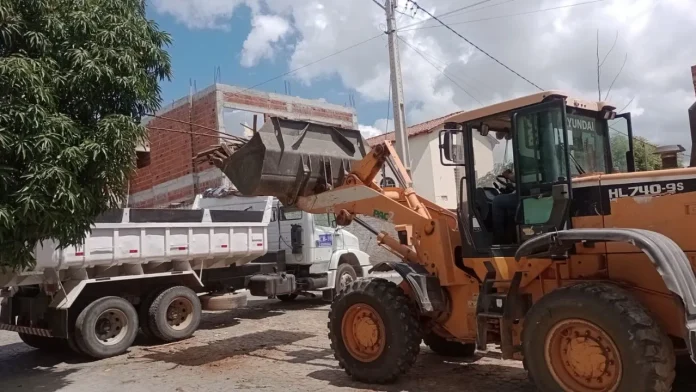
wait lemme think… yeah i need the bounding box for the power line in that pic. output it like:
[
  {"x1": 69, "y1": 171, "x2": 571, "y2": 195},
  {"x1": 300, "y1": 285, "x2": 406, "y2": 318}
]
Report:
[
  {"x1": 239, "y1": 33, "x2": 384, "y2": 93},
  {"x1": 398, "y1": 0, "x2": 497, "y2": 31},
  {"x1": 401, "y1": 37, "x2": 492, "y2": 96},
  {"x1": 400, "y1": 0, "x2": 604, "y2": 32},
  {"x1": 408, "y1": 0, "x2": 543, "y2": 90},
  {"x1": 398, "y1": 36, "x2": 483, "y2": 105}
]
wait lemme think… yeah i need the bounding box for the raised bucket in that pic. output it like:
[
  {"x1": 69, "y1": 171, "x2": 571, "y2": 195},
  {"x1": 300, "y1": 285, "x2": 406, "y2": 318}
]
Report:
[{"x1": 220, "y1": 117, "x2": 369, "y2": 205}]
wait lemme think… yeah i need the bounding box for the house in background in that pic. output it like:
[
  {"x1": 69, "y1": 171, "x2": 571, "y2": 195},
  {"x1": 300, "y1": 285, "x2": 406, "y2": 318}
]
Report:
[
  {"x1": 128, "y1": 83, "x2": 357, "y2": 208},
  {"x1": 368, "y1": 112, "x2": 499, "y2": 210}
]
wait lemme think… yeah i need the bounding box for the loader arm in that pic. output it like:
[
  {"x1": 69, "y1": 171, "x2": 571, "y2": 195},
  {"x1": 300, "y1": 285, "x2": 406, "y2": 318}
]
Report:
[{"x1": 296, "y1": 142, "x2": 466, "y2": 286}]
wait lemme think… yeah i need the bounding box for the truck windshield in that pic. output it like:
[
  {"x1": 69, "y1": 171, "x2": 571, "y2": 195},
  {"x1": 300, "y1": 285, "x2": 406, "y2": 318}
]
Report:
[{"x1": 565, "y1": 111, "x2": 607, "y2": 175}]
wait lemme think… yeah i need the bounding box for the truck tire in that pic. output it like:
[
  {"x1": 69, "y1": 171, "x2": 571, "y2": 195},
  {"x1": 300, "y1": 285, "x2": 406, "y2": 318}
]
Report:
[
  {"x1": 74, "y1": 296, "x2": 139, "y2": 359},
  {"x1": 139, "y1": 287, "x2": 167, "y2": 340},
  {"x1": 334, "y1": 263, "x2": 357, "y2": 294},
  {"x1": 423, "y1": 332, "x2": 476, "y2": 357},
  {"x1": 328, "y1": 278, "x2": 421, "y2": 384},
  {"x1": 522, "y1": 282, "x2": 676, "y2": 392},
  {"x1": 147, "y1": 286, "x2": 201, "y2": 342},
  {"x1": 18, "y1": 333, "x2": 67, "y2": 352}
]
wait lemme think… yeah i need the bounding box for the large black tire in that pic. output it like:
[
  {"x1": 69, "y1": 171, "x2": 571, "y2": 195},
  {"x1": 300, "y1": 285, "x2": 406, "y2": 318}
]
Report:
[
  {"x1": 328, "y1": 278, "x2": 421, "y2": 384},
  {"x1": 334, "y1": 263, "x2": 357, "y2": 295},
  {"x1": 147, "y1": 286, "x2": 201, "y2": 343},
  {"x1": 18, "y1": 333, "x2": 68, "y2": 352},
  {"x1": 139, "y1": 287, "x2": 167, "y2": 341},
  {"x1": 522, "y1": 282, "x2": 675, "y2": 392},
  {"x1": 277, "y1": 293, "x2": 298, "y2": 302},
  {"x1": 423, "y1": 332, "x2": 476, "y2": 357},
  {"x1": 75, "y1": 296, "x2": 139, "y2": 359}
]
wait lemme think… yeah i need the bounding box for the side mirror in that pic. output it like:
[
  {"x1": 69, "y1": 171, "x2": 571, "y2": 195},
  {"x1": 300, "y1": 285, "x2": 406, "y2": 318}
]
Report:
[{"x1": 440, "y1": 123, "x2": 466, "y2": 165}]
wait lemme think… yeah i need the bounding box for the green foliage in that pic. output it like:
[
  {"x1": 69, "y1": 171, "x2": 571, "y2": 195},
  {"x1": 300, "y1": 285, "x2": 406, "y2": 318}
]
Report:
[
  {"x1": 609, "y1": 133, "x2": 661, "y2": 172},
  {"x1": 0, "y1": 0, "x2": 171, "y2": 269}
]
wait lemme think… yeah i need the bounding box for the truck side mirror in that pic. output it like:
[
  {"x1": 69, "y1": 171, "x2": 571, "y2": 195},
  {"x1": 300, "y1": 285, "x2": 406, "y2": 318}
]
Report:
[{"x1": 439, "y1": 123, "x2": 466, "y2": 165}]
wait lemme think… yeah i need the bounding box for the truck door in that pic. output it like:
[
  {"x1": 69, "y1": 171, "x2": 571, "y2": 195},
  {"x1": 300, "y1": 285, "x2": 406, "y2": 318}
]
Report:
[{"x1": 309, "y1": 212, "x2": 336, "y2": 265}]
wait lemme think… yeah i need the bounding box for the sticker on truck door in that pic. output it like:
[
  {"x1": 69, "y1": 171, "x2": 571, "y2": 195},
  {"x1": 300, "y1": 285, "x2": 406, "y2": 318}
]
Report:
[{"x1": 318, "y1": 234, "x2": 333, "y2": 247}]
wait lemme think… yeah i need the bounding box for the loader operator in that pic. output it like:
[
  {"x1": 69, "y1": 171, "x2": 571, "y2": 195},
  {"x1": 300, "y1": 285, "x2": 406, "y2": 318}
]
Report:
[{"x1": 492, "y1": 168, "x2": 517, "y2": 244}]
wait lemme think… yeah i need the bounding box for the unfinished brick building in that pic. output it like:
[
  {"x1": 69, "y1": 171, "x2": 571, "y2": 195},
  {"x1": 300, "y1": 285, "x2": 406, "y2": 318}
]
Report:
[{"x1": 128, "y1": 84, "x2": 358, "y2": 208}]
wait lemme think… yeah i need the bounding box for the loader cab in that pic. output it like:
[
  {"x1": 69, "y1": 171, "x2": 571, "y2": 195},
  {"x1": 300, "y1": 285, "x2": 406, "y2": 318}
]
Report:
[{"x1": 440, "y1": 92, "x2": 626, "y2": 256}]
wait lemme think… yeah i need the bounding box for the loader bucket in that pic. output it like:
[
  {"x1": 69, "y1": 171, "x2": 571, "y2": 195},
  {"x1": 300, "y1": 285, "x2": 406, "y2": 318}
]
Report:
[{"x1": 220, "y1": 117, "x2": 369, "y2": 205}]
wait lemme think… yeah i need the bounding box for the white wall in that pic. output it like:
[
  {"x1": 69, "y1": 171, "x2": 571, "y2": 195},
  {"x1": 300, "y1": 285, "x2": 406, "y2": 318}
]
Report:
[{"x1": 373, "y1": 130, "x2": 495, "y2": 210}]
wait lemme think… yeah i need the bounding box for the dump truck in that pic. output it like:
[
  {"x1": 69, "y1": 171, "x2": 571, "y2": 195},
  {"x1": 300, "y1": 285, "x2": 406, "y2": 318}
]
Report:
[
  {"x1": 213, "y1": 95, "x2": 696, "y2": 392},
  {"x1": 0, "y1": 198, "x2": 300, "y2": 358}
]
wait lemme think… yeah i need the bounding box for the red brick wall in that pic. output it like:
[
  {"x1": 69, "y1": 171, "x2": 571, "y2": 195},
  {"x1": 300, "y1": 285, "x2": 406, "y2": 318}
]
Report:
[{"x1": 129, "y1": 90, "x2": 219, "y2": 207}]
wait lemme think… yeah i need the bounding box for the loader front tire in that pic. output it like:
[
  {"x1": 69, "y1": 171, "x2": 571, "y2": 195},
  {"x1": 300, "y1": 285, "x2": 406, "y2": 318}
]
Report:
[
  {"x1": 522, "y1": 282, "x2": 675, "y2": 392},
  {"x1": 328, "y1": 278, "x2": 421, "y2": 384},
  {"x1": 423, "y1": 332, "x2": 476, "y2": 357}
]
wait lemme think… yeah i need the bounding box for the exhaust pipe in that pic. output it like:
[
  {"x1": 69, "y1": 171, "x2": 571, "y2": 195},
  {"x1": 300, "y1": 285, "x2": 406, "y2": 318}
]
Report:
[
  {"x1": 690, "y1": 101, "x2": 696, "y2": 167},
  {"x1": 219, "y1": 117, "x2": 369, "y2": 205}
]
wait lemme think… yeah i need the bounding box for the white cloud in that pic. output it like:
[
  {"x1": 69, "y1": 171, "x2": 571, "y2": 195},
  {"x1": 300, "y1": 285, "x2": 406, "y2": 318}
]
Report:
[
  {"x1": 241, "y1": 15, "x2": 292, "y2": 67},
  {"x1": 358, "y1": 124, "x2": 383, "y2": 138},
  {"x1": 150, "y1": 0, "x2": 250, "y2": 30},
  {"x1": 153, "y1": 0, "x2": 696, "y2": 152}
]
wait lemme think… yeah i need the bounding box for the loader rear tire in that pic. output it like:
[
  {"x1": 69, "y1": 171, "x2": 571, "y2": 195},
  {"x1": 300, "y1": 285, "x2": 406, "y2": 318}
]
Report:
[
  {"x1": 423, "y1": 332, "x2": 476, "y2": 357},
  {"x1": 75, "y1": 296, "x2": 139, "y2": 359},
  {"x1": 328, "y1": 278, "x2": 421, "y2": 384},
  {"x1": 522, "y1": 282, "x2": 675, "y2": 392},
  {"x1": 148, "y1": 286, "x2": 201, "y2": 343}
]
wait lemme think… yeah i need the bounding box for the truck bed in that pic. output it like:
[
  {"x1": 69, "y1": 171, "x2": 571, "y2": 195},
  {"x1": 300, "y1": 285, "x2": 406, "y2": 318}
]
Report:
[{"x1": 1, "y1": 203, "x2": 273, "y2": 288}]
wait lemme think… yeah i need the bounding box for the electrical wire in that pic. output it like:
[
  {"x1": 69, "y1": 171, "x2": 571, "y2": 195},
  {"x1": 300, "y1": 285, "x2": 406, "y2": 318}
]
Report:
[
  {"x1": 408, "y1": 0, "x2": 543, "y2": 90},
  {"x1": 397, "y1": 0, "x2": 495, "y2": 31},
  {"x1": 400, "y1": 0, "x2": 604, "y2": 32},
  {"x1": 398, "y1": 36, "x2": 483, "y2": 105}
]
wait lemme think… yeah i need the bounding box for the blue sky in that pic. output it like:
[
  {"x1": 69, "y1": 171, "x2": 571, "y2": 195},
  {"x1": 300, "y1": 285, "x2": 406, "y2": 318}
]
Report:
[
  {"x1": 146, "y1": 0, "x2": 696, "y2": 148},
  {"x1": 148, "y1": 3, "x2": 388, "y2": 131}
]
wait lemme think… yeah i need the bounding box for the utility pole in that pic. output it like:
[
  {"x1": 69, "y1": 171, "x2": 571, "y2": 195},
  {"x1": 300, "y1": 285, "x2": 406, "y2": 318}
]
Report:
[{"x1": 375, "y1": 0, "x2": 411, "y2": 176}]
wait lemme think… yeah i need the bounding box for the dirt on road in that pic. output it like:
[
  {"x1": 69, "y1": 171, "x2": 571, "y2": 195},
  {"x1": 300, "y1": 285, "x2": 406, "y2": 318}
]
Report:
[{"x1": 1, "y1": 296, "x2": 694, "y2": 392}]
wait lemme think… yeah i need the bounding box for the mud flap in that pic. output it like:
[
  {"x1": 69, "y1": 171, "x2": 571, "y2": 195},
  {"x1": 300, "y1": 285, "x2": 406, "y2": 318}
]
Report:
[
  {"x1": 220, "y1": 117, "x2": 369, "y2": 205},
  {"x1": 516, "y1": 228, "x2": 696, "y2": 363},
  {"x1": 370, "y1": 262, "x2": 447, "y2": 314}
]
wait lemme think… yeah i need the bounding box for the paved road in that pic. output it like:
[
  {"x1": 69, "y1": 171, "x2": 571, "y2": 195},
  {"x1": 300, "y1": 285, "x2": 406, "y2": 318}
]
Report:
[{"x1": 1, "y1": 296, "x2": 694, "y2": 392}]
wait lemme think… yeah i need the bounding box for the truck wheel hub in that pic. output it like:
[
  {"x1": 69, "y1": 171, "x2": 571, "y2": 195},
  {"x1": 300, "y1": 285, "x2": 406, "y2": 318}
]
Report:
[
  {"x1": 166, "y1": 298, "x2": 193, "y2": 331},
  {"x1": 95, "y1": 309, "x2": 128, "y2": 345},
  {"x1": 545, "y1": 319, "x2": 622, "y2": 391},
  {"x1": 341, "y1": 303, "x2": 386, "y2": 362}
]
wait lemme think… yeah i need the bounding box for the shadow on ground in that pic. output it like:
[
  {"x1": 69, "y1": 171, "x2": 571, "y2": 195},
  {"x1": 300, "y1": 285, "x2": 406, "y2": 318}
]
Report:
[
  {"x1": 308, "y1": 352, "x2": 535, "y2": 392},
  {"x1": 308, "y1": 350, "x2": 696, "y2": 392},
  {"x1": 142, "y1": 329, "x2": 316, "y2": 366},
  {"x1": 197, "y1": 297, "x2": 328, "y2": 331},
  {"x1": 0, "y1": 343, "x2": 81, "y2": 392}
]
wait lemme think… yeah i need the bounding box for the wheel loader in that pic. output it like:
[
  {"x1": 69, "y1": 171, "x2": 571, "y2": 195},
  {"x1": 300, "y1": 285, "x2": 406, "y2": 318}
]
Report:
[{"x1": 208, "y1": 91, "x2": 696, "y2": 391}]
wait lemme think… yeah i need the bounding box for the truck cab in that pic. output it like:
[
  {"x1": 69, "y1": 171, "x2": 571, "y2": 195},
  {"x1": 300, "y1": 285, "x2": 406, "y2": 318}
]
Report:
[{"x1": 271, "y1": 203, "x2": 372, "y2": 300}]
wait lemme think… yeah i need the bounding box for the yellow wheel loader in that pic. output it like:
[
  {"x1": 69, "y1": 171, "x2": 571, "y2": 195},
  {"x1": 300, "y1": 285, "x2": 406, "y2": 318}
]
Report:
[{"x1": 210, "y1": 91, "x2": 696, "y2": 392}]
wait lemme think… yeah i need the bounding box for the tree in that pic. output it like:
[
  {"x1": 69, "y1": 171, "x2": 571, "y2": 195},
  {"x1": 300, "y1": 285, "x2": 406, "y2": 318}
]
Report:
[
  {"x1": 0, "y1": 0, "x2": 171, "y2": 269},
  {"x1": 609, "y1": 133, "x2": 661, "y2": 172}
]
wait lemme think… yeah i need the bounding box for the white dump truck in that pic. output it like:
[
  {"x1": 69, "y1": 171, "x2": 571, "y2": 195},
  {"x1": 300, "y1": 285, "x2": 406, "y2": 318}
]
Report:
[
  {"x1": 193, "y1": 190, "x2": 374, "y2": 301},
  {"x1": 0, "y1": 199, "x2": 300, "y2": 359}
]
